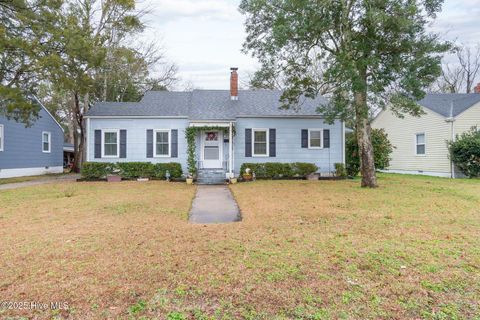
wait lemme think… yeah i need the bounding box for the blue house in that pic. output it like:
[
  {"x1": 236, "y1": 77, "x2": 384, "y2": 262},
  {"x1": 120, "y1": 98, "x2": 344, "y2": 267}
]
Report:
[
  {"x1": 85, "y1": 69, "x2": 345, "y2": 183},
  {"x1": 0, "y1": 97, "x2": 64, "y2": 178}
]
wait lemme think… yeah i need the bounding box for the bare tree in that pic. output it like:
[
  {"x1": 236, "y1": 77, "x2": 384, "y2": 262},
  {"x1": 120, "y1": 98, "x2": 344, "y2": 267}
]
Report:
[
  {"x1": 457, "y1": 45, "x2": 480, "y2": 93},
  {"x1": 433, "y1": 44, "x2": 480, "y2": 93}
]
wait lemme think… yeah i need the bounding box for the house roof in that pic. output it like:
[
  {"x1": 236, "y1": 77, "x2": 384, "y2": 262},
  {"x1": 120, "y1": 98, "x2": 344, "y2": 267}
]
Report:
[
  {"x1": 417, "y1": 93, "x2": 480, "y2": 118},
  {"x1": 85, "y1": 90, "x2": 330, "y2": 119}
]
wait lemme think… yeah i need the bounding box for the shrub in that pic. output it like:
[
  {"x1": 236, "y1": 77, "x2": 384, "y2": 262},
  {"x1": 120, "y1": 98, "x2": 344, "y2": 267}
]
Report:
[
  {"x1": 153, "y1": 162, "x2": 183, "y2": 179},
  {"x1": 81, "y1": 162, "x2": 115, "y2": 180},
  {"x1": 334, "y1": 163, "x2": 347, "y2": 178},
  {"x1": 291, "y1": 162, "x2": 318, "y2": 177},
  {"x1": 240, "y1": 162, "x2": 317, "y2": 179},
  {"x1": 117, "y1": 162, "x2": 155, "y2": 179},
  {"x1": 346, "y1": 128, "x2": 394, "y2": 177},
  {"x1": 449, "y1": 127, "x2": 480, "y2": 178}
]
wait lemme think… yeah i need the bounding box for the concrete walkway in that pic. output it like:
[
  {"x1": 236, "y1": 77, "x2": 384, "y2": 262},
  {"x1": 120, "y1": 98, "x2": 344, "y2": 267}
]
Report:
[
  {"x1": 189, "y1": 185, "x2": 241, "y2": 224},
  {"x1": 0, "y1": 174, "x2": 80, "y2": 191}
]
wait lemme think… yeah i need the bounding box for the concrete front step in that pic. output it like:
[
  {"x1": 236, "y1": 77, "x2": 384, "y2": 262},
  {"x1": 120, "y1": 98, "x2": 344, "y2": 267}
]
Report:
[{"x1": 197, "y1": 170, "x2": 226, "y2": 185}]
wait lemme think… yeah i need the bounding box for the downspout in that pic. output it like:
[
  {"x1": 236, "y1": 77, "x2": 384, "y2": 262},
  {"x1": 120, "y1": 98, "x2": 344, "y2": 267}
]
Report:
[
  {"x1": 229, "y1": 121, "x2": 233, "y2": 178},
  {"x1": 446, "y1": 102, "x2": 455, "y2": 179}
]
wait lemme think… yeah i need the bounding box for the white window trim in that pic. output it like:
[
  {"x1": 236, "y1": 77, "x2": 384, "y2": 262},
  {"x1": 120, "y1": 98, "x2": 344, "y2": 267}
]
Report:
[
  {"x1": 415, "y1": 132, "x2": 426, "y2": 156},
  {"x1": 101, "y1": 129, "x2": 120, "y2": 158},
  {"x1": 0, "y1": 124, "x2": 3, "y2": 151},
  {"x1": 252, "y1": 128, "x2": 269, "y2": 157},
  {"x1": 153, "y1": 129, "x2": 171, "y2": 158},
  {"x1": 42, "y1": 131, "x2": 51, "y2": 153},
  {"x1": 308, "y1": 128, "x2": 324, "y2": 149}
]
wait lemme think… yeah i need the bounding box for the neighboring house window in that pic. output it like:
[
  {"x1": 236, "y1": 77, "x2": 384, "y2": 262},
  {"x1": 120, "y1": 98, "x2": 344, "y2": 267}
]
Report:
[
  {"x1": 0, "y1": 124, "x2": 3, "y2": 151},
  {"x1": 42, "y1": 131, "x2": 51, "y2": 153},
  {"x1": 102, "y1": 129, "x2": 119, "y2": 157},
  {"x1": 154, "y1": 129, "x2": 170, "y2": 157},
  {"x1": 308, "y1": 129, "x2": 323, "y2": 149},
  {"x1": 252, "y1": 129, "x2": 269, "y2": 156},
  {"x1": 416, "y1": 133, "x2": 426, "y2": 155}
]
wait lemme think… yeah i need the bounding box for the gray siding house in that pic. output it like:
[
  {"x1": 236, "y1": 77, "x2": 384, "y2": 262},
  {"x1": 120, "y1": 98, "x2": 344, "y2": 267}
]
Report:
[
  {"x1": 0, "y1": 97, "x2": 64, "y2": 178},
  {"x1": 85, "y1": 69, "x2": 345, "y2": 181}
]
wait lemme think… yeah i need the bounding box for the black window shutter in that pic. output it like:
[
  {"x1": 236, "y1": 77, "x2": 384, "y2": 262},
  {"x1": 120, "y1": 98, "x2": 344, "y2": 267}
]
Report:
[
  {"x1": 269, "y1": 128, "x2": 276, "y2": 157},
  {"x1": 245, "y1": 128, "x2": 252, "y2": 157},
  {"x1": 323, "y1": 129, "x2": 330, "y2": 148},
  {"x1": 301, "y1": 129, "x2": 308, "y2": 148},
  {"x1": 94, "y1": 130, "x2": 101, "y2": 158},
  {"x1": 120, "y1": 130, "x2": 127, "y2": 158},
  {"x1": 146, "y1": 129, "x2": 153, "y2": 158},
  {"x1": 171, "y1": 129, "x2": 178, "y2": 158}
]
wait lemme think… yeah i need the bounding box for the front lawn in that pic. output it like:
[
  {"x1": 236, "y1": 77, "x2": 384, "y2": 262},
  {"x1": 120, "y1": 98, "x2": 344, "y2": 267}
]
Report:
[{"x1": 0, "y1": 175, "x2": 479, "y2": 319}]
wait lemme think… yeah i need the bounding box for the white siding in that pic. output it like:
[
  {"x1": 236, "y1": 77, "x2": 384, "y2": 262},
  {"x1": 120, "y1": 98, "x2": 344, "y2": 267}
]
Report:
[
  {"x1": 372, "y1": 107, "x2": 452, "y2": 176},
  {"x1": 454, "y1": 102, "x2": 480, "y2": 135}
]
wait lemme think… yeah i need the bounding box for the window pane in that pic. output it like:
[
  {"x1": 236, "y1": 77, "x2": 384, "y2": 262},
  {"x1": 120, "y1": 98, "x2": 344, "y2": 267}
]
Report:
[
  {"x1": 43, "y1": 133, "x2": 49, "y2": 143},
  {"x1": 105, "y1": 132, "x2": 117, "y2": 143},
  {"x1": 157, "y1": 131, "x2": 169, "y2": 143},
  {"x1": 43, "y1": 142, "x2": 49, "y2": 151},
  {"x1": 417, "y1": 145, "x2": 425, "y2": 155},
  {"x1": 310, "y1": 138, "x2": 321, "y2": 147},
  {"x1": 204, "y1": 146, "x2": 219, "y2": 160},
  {"x1": 416, "y1": 134, "x2": 425, "y2": 144},
  {"x1": 104, "y1": 143, "x2": 117, "y2": 156},
  {"x1": 310, "y1": 130, "x2": 321, "y2": 139},
  {"x1": 254, "y1": 142, "x2": 267, "y2": 155},
  {"x1": 205, "y1": 132, "x2": 218, "y2": 141},
  {"x1": 254, "y1": 131, "x2": 266, "y2": 142},
  {"x1": 156, "y1": 143, "x2": 168, "y2": 155}
]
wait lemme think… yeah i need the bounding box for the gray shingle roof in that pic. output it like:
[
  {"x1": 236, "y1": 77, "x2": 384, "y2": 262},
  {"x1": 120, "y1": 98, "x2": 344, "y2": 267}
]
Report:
[
  {"x1": 417, "y1": 93, "x2": 480, "y2": 117},
  {"x1": 86, "y1": 89, "x2": 329, "y2": 119}
]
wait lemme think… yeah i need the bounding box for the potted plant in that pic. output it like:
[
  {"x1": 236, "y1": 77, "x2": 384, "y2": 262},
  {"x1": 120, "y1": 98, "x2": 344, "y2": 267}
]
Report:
[
  {"x1": 230, "y1": 177, "x2": 238, "y2": 184},
  {"x1": 107, "y1": 167, "x2": 121, "y2": 182},
  {"x1": 242, "y1": 168, "x2": 253, "y2": 181},
  {"x1": 186, "y1": 173, "x2": 194, "y2": 185}
]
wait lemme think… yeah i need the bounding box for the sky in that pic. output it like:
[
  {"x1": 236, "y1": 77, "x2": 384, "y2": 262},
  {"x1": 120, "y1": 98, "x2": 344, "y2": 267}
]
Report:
[{"x1": 139, "y1": 0, "x2": 480, "y2": 90}]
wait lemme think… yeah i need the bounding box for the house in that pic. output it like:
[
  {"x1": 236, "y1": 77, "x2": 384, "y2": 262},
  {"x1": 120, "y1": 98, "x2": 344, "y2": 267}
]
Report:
[
  {"x1": 84, "y1": 68, "x2": 346, "y2": 183},
  {"x1": 0, "y1": 97, "x2": 64, "y2": 178},
  {"x1": 372, "y1": 85, "x2": 480, "y2": 178}
]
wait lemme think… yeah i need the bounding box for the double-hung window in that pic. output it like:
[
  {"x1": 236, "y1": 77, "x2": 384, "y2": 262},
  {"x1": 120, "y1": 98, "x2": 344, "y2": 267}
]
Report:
[
  {"x1": 154, "y1": 129, "x2": 170, "y2": 157},
  {"x1": 416, "y1": 133, "x2": 426, "y2": 155},
  {"x1": 252, "y1": 129, "x2": 268, "y2": 156},
  {"x1": 308, "y1": 129, "x2": 323, "y2": 149},
  {"x1": 102, "y1": 129, "x2": 119, "y2": 157},
  {"x1": 0, "y1": 124, "x2": 3, "y2": 151},
  {"x1": 42, "y1": 131, "x2": 51, "y2": 153}
]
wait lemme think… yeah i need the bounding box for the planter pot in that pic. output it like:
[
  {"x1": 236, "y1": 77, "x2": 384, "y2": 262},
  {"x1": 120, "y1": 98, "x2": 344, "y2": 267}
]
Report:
[
  {"x1": 306, "y1": 173, "x2": 319, "y2": 181},
  {"x1": 230, "y1": 178, "x2": 237, "y2": 184},
  {"x1": 242, "y1": 174, "x2": 252, "y2": 181},
  {"x1": 186, "y1": 178, "x2": 194, "y2": 185},
  {"x1": 137, "y1": 178, "x2": 149, "y2": 182},
  {"x1": 107, "y1": 175, "x2": 122, "y2": 182}
]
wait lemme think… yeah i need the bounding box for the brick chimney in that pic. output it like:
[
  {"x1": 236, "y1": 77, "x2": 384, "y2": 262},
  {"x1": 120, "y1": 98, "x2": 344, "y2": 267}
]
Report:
[
  {"x1": 230, "y1": 67, "x2": 238, "y2": 100},
  {"x1": 474, "y1": 82, "x2": 480, "y2": 94}
]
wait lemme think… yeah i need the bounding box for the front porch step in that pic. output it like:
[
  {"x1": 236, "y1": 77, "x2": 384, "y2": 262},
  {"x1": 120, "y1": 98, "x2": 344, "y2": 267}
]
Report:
[{"x1": 197, "y1": 169, "x2": 226, "y2": 185}]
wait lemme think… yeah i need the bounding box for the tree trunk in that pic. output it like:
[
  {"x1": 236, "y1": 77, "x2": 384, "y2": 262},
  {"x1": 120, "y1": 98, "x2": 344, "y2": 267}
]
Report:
[
  {"x1": 354, "y1": 91, "x2": 378, "y2": 188},
  {"x1": 71, "y1": 92, "x2": 84, "y2": 173}
]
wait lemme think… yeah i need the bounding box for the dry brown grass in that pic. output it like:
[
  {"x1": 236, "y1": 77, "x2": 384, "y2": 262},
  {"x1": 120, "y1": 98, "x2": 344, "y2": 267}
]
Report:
[{"x1": 0, "y1": 174, "x2": 479, "y2": 319}]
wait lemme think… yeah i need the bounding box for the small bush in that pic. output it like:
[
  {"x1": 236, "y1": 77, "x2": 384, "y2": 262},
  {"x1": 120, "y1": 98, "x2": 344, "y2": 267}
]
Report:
[
  {"x1": 346, "y1": 128, "x2": 394, "y2": 177},
  {"x1": 117, "y1": 162, "x2": 154, "y2": 179},
  {"x1": 240, "y1": 162, "x2": 317, "y2": 179},
  {"x1": 81, "y1": 162, "x2": 115, "y2": 180},
  {"x1": 449, "y1": 127, "x2": 480, "y2": 178},
  {"x1": 291, "y1": 162, "x2": 318, "y2": 177},
  {"x1": 334, "y1": 163, "x2": 347, "y2": 178},
  {"x1": 153, "y1": 162, "x2": 183, "y2": 179}
]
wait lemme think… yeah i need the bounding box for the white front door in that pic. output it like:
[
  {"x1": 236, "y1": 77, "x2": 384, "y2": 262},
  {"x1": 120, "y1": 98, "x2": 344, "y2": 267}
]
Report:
[{"x1": 202, "y1": 131, "x2": 223, "y2": 168}]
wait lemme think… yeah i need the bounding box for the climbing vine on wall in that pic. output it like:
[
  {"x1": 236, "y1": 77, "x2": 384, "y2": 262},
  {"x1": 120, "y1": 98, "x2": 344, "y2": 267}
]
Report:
[{"x1": 185, "y1": 126, "x2": 236, "y2": 176}]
